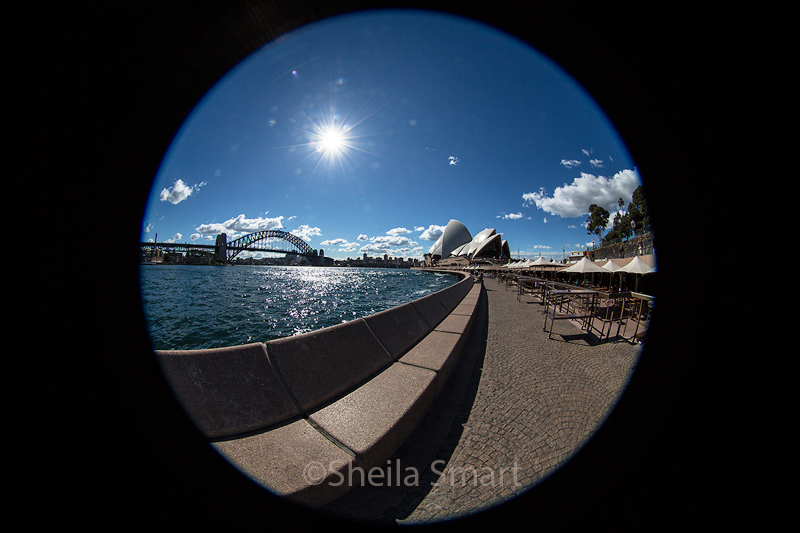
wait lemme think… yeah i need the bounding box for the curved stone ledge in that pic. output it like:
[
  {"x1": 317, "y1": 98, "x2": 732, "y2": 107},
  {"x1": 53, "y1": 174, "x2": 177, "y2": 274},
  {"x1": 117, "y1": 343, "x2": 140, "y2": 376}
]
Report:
[{"x1": 155, "y1": 269, "x2": 482, "y2": 507}]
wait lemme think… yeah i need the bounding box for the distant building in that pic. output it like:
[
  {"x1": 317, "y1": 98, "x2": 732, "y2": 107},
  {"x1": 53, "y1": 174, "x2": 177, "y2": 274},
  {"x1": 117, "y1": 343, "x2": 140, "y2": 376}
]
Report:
[{"x1": 567, "y1": 251, "x2": 586, "y2": 264}]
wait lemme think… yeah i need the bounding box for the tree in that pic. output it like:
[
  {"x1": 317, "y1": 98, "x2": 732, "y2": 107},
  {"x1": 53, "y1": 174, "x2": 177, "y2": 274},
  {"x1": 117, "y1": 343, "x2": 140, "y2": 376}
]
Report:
[
  {"x1": 602, "y1": 224, "x2": 622, "y2": 245},
  {"x1": 628, "y1": 185, "x2": 650, "y2": 231},
  {"x1": 586, "y1": 204, "x2": 610, "y2": 239},
  {"x1": 613, "y1": 197, "x2": 633, "y2": 241}
]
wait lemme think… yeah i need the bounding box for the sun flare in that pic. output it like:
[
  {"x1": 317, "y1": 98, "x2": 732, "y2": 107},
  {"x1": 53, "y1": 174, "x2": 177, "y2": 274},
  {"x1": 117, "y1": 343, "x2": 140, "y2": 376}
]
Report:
[
  {"x1": 317, "y1": 127, "x2": 345, "y2": 153},
  {"x1": 288, "y1": 103, "x2": 383, "y2": 178}
]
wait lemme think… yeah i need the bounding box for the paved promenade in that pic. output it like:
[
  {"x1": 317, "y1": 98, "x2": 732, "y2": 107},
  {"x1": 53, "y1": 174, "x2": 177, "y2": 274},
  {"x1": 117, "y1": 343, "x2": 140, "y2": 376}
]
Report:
[{"x1": 320, "y1": 276, "x2": 642, "y2": 524}]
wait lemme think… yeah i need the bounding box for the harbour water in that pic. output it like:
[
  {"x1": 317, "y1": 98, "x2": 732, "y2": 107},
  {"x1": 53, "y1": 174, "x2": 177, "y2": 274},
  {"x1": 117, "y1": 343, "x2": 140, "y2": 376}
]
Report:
[{"x1": 139, "y1": 265, "x2": 459, "y2": 351}]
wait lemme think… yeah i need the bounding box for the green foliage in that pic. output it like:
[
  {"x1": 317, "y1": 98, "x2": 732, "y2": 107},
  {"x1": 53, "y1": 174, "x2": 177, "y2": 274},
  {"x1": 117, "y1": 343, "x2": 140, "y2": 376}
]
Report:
[
  {"x1": 586, "y1": 204, "x2": 610, "y2": 238},
  {"x1": 598, "y1": 186, "x2": 651, "y2": 245},
  {"x1": 629, "y1": 185, "x2": 650, "y2": 229}
]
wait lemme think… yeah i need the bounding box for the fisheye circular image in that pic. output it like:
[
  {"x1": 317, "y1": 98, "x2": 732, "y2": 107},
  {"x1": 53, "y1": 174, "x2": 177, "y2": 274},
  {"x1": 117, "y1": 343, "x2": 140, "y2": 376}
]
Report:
[{"x1": 139, "y1": 8, "x2": 656, "y2": 525}]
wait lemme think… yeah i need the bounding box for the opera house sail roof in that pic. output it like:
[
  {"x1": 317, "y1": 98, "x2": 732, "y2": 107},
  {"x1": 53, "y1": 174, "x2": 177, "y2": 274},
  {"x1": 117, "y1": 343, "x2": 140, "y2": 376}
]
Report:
[
  {"x1": 463, "y1": 228, "x2": 503, "y2": 259},
  {"x1": 428, "y1": 219, "x2": 510, "y2": 262},
  {"x1": 429, "y1": 219, "x2": 472, "y2": 258}
]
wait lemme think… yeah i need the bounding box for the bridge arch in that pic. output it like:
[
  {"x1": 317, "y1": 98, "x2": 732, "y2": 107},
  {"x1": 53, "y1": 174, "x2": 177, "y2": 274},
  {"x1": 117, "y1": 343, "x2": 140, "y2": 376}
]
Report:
[{"x1": 225, "y1": 230, "x2": 315, "y2": 261}]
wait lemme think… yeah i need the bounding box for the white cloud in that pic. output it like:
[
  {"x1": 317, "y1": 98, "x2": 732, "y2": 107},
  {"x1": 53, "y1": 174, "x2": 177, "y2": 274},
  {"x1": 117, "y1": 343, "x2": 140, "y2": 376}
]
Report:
[
  {"x1": 319, "y1": 239, "x2": 360, "y2": 253},
  {"x1": 386, "y1": 227, "x2": 412, "y2": 236},
  {"x1": 165, "y1": 233, "x2": 182, "y2": 243},
  {"x1": 357, "y1": 234, "x2": 369, "y2": 241},
  {"x1": 371, "y1": 235, "x2": 418, "y2": 247},
  {"x1": 320, "y1": 238, "x2": 348, "y2": 246},
  {"x1": 448, "y1": 156, "x2": 459, "y2": 166},
  {"x1": 560, "y1": 159, "x2": 582, "y2": 168},
  {"x1": 522, "y1": 168, "x2": 641, "y2": 218},
  {"x1": 143, "y1": 222, "x2": 153, "y2": 233},
  {"x1": 414, "y1": 226, "x2": 425, "y2": 232},
  {"x1": 160, "y1": 179, "x2": 205, "y2": 204},
  {"x1": 589, "y1": 159, "x2": 603, "y2": 167},
  {"x1": 499, "y1": 212, "x2": 523, "y2": 220},
  {"x1": 190, "y1": 233, "x2": 201, "y2": 241},
  {"x1": 420, "y1": 224, "x2": 446, "y2": 241},
  {"x1": 543, "y1": 217, "x2": 547, "y2": 223},
  {"x1": 160, "y1": 179, "x2": 193, "y2": 204},
  {"x1": 287, "y1": 215, "x2": 297, "y2": 221},
  {"x1": 582, "y1": 148, "x2": 592, "y2": 157},
  {"x1": 567, "y1": 224, "x2": 578, "y2": 229},
  {"x1": 195, "y1": 213, "x2": 284, "y2": 235},
  {"x1": 336, "y1": 243, "x2": 358, "y2": 252},
  {"x1": 291, "y1": 225, "x2": 322, "y2": 242},
  {"x1": 360, "y1": 243, "x2": 392, "y2": 253},
  {"x1": 533, "y1": 245, "x2": 552, "y2": 249}
]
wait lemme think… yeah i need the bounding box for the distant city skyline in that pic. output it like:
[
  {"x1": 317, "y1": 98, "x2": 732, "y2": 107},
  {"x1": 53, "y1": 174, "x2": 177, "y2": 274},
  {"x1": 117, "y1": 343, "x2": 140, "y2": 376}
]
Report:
[{"x1": 141, "y1": 10, "x2": 643, "y2": 262}]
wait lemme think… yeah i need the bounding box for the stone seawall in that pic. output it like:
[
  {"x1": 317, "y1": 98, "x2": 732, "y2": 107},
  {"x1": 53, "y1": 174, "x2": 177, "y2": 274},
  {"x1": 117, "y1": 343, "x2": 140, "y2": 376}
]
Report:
[{"x1": 155, "y1": 270, "x2": 482, "y2": 507}]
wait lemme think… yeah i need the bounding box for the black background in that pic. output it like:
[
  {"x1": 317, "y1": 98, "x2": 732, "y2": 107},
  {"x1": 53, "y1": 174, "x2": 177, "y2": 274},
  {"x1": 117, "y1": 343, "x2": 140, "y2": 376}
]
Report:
[{"x1": 31, "y1": 1, "x2": 780, "y2": 529}]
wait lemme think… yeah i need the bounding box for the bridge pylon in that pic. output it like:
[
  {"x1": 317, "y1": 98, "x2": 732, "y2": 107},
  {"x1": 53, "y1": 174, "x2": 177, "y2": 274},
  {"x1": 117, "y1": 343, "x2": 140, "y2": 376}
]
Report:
[{"x1": 215, "y1": 234, "x2": 227, "y2": 262}]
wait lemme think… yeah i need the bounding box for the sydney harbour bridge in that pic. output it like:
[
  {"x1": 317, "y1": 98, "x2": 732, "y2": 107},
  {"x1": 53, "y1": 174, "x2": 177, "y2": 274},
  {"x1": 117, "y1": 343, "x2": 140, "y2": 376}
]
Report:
[{"x1": 140, "y1": 230, "x2": 331, "y2": 266}]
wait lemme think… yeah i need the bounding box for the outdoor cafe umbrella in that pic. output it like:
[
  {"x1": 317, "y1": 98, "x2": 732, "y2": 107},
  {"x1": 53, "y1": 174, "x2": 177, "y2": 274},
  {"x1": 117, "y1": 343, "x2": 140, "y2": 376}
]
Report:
[
  {"x1": 529, "y1": 256, "x2": 549, "y2": 270},
  {"x1": 618, "y1": 256, "x2": 654, "y2": 274},
  {"x1": 601, "y1": 259, "x2": 624, "y2": 272},
  {"x1": 530, "y1": 256, "x2": 552, "y2": 266},
  {"x1": 560, "y1": 256, "x2": 607, "y2": 273},
  {"x1": 558, "y1": 256, "x2": 607, "y2": 285},
  {"x1": 601, "y1": 259, "x2": 625, "y2": 291},
  {"x1": 618, "y1": 256, "x2": 654, "y2": 292}
]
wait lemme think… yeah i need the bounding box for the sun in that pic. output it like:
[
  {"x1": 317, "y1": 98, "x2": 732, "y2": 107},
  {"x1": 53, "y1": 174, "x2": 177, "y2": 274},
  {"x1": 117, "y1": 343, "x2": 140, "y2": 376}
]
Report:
[
  {"x1": 318, "y1": 128, "x2": 345, "y2": 153},
  {"x1": 286, "y1": 103, "x2": 382, "y2": 179}
]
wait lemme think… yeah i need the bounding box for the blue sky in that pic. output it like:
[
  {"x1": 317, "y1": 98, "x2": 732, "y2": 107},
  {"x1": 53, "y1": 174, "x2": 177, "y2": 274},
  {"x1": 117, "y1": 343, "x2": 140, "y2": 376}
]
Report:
[{"x1": 141, "y1": 10, "x2": 641, "y2": 261}]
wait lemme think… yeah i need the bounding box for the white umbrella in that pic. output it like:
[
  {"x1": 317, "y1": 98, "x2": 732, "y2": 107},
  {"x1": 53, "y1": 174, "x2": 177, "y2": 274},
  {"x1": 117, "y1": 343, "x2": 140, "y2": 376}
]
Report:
[
  {"x1": 601, "y1": 259, "x2": 625, "y2": 272},
  {"x1": 559, "y1": 256, "x2": 607, "y2": 287},
  {"x1": 618, "y1": 256, "x2": 654, "y2": 292},
  {"x1": 560, "y1": 256, "x2": 607, "y2": 273},
  {"x1": 618, "y1": 256, "x2": 654, "y2": 274},
  {"x1": 600, "y1": 259, "x2": 625, "y2": 291},
  {"x1": 530, "y1": 256, "x2": 553, "y2": 275}
]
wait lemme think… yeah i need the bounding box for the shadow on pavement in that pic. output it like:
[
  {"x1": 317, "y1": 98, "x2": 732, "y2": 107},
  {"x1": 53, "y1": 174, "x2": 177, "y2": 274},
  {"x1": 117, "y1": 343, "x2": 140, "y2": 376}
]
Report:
[{"x1": 318, "y1": 285, "x2": 490, "y2": 524}]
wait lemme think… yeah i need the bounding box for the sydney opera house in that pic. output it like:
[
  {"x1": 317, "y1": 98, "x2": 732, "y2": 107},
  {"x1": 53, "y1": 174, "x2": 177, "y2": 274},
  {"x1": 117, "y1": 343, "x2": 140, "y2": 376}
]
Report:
[{"x1": 425, "y1": 219, "x2": 511, "y2": 266}]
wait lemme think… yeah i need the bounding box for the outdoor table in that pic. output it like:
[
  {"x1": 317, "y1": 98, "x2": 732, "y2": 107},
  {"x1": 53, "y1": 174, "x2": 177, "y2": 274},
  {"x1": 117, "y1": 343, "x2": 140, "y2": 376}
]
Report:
[
  {"x1": 591, "y1": 291, "x2": 630, "y2": 340},
  {"x1": 612, "y1": 292, "x2": 653, "y2": 340},
  {"x1": 542, "y1": 289, "x2": 598, "y2": 339},
  {"x1": 628, "y1": 292, "x2": 655, "y2": 340},
  {"x1": 516, "y1": 276, "x2": 537, "y2": 301},
  {"x1": 529, "y1": 278, "x2": 547, "y2": 300}
]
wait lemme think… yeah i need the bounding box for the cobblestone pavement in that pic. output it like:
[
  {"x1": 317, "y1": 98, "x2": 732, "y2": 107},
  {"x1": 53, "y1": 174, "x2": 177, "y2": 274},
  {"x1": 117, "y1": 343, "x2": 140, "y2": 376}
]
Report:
[{"x1": 320, "y1": 276, "x2": 642, "y2": 524}]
